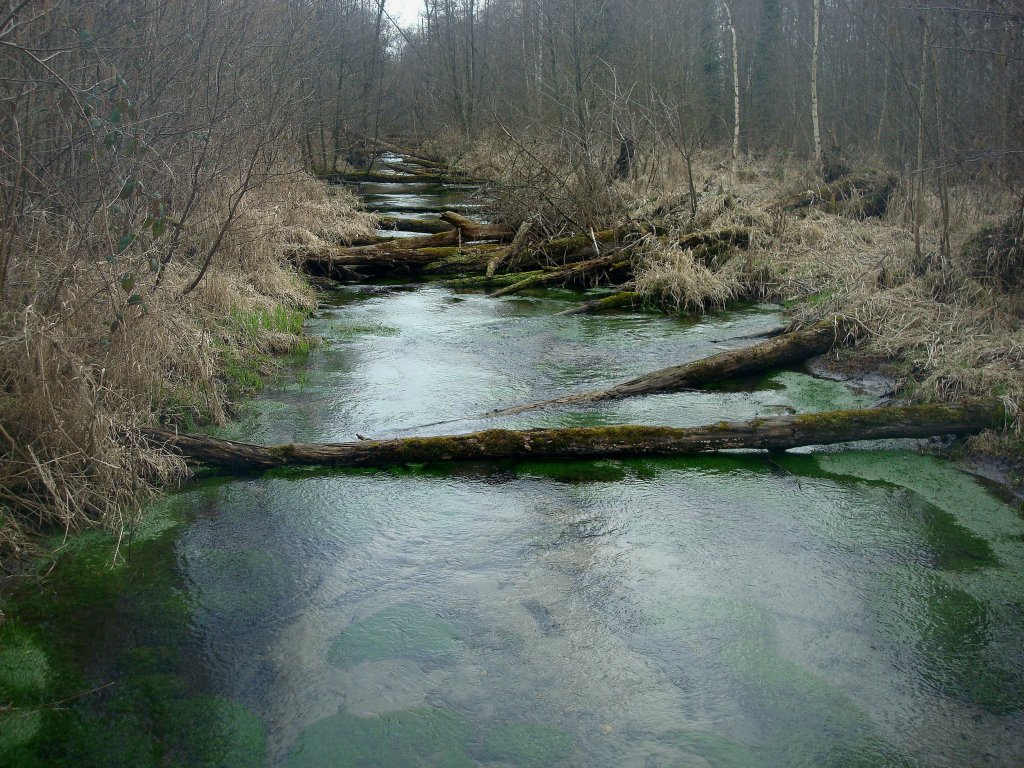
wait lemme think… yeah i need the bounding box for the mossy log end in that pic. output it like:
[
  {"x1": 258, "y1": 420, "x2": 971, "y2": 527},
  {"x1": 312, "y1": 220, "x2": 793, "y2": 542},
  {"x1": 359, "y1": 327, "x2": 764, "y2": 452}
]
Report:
[
  {"x1": 769, "y1": 171, "x2": 897, "y2": 218},
  {"x1": 489, "y1": 317, "x2": 851, "y2": 416},
  {"x1": 555, "y1": 291, "x2": 642, "y2": 315},
  {"x1": 142, "y1": 402, "x2": 1003, "y2": 471}
]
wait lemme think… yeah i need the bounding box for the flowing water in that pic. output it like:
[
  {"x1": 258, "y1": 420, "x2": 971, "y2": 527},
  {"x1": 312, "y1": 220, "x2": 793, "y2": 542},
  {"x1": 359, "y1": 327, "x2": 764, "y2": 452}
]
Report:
[{"x1": 2, "y1": 159, "x2": 1023, "y2": 768}]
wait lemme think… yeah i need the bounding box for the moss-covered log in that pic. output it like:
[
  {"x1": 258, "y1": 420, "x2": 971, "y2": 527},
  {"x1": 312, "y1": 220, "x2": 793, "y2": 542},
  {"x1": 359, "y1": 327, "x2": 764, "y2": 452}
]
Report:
[
  {"x1": 769, "y1": 171, "x2": 897, "y2": 218},
  {"x1": 488, "y1": 317, "x2": 851, "y2": 415},
  {"x1": 421, "y1": 244, "x2": 505, "y2": 275},
  {"x1": 445, "y1": 270, "x2": 547, "y2": 289},
  {"x1": 291, "y1": 232, "x2": 465, "y2": 277},
  {"x1": 348, "y1": 133, "x2": 450, "y2": 168},
  {"x1": 490, "y1": 251, "x2": 634, "y2": 298},
  {"x1": 142, "y1": 401, "x2": 1003, "y2": 471},
  {"x1": 520, "y1": 226, "x2": 638, "y2": 267},
  {"x1": 439, "y1": 211, "x2": 514, "y2": 241},
  {"x1": 555, "y1": 290, "x2": 642, "y2": 315}
]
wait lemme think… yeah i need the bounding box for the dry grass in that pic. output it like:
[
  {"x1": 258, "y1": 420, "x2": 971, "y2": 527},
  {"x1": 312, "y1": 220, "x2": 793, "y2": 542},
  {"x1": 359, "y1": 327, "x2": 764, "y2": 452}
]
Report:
[
  {"x1": 633, "y1": 232, "x2": 741, "y2": 314},
  {"x1": 0, "y1": 171, "x2": 372, "y2": 562}
]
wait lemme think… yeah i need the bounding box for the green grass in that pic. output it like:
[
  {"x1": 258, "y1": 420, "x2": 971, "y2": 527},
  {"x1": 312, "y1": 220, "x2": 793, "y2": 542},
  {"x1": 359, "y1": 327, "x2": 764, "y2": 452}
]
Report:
[{"x1": 230, "y1": 306, "x2": 307, "y2": 338}]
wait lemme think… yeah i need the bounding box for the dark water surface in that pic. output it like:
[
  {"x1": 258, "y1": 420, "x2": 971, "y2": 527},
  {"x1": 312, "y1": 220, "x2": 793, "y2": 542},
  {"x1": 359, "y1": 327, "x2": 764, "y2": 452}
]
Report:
[{"x1": 2, "y1": 165, "x2": 1023, "y2": 768}]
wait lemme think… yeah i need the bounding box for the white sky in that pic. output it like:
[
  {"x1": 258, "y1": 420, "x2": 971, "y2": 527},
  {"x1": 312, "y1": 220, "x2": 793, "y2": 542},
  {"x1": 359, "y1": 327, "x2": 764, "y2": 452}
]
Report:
[{"x1": 387, "y1": 0, "x2": 423, "y2": 26}]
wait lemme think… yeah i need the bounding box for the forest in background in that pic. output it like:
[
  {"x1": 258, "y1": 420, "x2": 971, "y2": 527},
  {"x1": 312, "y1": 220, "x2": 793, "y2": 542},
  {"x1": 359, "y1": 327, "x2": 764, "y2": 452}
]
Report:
[{"x1": 1, "y1": 0, "x2": 1022, "y2": 557}]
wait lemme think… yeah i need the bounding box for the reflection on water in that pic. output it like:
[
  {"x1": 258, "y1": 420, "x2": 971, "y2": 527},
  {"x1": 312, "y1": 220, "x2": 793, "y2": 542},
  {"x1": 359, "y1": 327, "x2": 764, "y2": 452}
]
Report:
[{"x1": 3, "y1": 185, "x2": 1023, "y2": 768}]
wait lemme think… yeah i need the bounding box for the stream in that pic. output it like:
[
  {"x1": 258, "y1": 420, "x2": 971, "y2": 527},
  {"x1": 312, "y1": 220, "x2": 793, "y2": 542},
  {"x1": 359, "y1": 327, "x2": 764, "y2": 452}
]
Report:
[{"x1": 2, "y1": 155, "x2": 1023, "y2": 767}]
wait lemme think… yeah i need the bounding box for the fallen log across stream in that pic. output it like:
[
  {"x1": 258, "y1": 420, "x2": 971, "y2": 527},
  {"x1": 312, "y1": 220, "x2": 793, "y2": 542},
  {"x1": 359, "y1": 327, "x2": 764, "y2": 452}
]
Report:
[
  {"x1": 143, "y1": 402, "x2": 1002, "y2": 471},
  {"x1": 482, "y1": 317, "x2": 852, "y2": 417}
]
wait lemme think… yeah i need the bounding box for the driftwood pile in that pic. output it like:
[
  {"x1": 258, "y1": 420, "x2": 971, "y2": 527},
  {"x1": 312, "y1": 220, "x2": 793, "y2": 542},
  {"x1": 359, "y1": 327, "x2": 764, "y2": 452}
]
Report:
[{"x1": 291, "y1": 211, "x2": 749, "y2": 313}]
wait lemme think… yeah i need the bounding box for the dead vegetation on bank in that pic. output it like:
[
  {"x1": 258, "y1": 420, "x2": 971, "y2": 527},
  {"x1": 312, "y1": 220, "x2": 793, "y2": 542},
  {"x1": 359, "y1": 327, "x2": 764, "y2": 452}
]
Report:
[{"x1": 0, "y1": 175, "x2": 376, "y2": 561}]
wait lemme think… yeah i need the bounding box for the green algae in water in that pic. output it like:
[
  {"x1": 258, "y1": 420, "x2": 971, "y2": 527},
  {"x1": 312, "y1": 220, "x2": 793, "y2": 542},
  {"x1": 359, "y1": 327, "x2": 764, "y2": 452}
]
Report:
[
  {"x1": 0, "y1": 710, "x2": 43, "y2": 761},
  {"x1": 14, "y1": 523, "x2": 192, "y2": 661},
  {"x1": 766, "y1": 371, "x2": 875, "y2": 413},
  {"x1": 186, "y1": 545, "x2": 292, "y2": 625},
  {"x1": 870, "y1": 566, "x2": 1024, "y2": 712},
  {"x1": 331, "y1": 321, "x2": 400, "y2": 340},
  {"x1": 480, "y1": 723, "x2": 575, "y2": 767},
  {"x1": 512, "y1": 459, "x2": 627, "y2": 483},
  {"x1": 813, "y1": 451, "x2": 1022, "y2": 543},
  {"x1": 652, "y1": 596, "x2": 913, "y2": 768},
  {"x1": 288, "y1": 708, "x2": 473, "y2": 768},
  {"x1": 773, "y1": 452, "x2": 1000, "y2": 572},
  {"x1": 661, "y1": 729, "x2": 760, "y2": 768},
  {"x1": 328, "y1": 604, "x2": 462, "y2": 667},
  {"x1": 0, "y1": 626, "x2": 49, "y2": 763},
  {"x1": 0, "y1": 626, "x2": 50, "y2": 702},
  {"x1": 40, "y1": 692, "x2": 265, "y2": 768}
]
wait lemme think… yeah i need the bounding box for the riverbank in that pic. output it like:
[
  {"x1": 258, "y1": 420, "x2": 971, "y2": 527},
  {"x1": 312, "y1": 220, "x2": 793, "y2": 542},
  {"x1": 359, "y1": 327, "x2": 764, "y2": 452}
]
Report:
[{"x1": 0, "y1": 173, "x2": 378, "y2": 563}]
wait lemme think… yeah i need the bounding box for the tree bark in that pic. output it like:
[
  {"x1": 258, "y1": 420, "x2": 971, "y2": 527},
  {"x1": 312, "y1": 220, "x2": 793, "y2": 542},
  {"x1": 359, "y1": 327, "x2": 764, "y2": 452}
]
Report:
[
  {"x1": 722, "y1": 0, "x2": 740, "y2": 182},
  {"x1": 142, "y1": 402, "x2": 1003, "y2": 471},
  {"x1": 487, "y1": 220, "x2": 533, "y2": 276},
  {"x1": 439, "y1": 211, "x2": 514, "y2": 240},
  {"x1": 811, "y1": 0, "x2": 822, "y2": 167}
]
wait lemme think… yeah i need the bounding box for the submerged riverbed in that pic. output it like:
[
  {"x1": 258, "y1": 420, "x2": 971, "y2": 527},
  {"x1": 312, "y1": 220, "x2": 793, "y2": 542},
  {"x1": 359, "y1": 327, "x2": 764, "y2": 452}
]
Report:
[
  {"x1": 2, "y1": 166, "x2": 1023, "y2": 767},
  {"x1": 3, "y1": 284, "x2": 1023, "y2": 768}
]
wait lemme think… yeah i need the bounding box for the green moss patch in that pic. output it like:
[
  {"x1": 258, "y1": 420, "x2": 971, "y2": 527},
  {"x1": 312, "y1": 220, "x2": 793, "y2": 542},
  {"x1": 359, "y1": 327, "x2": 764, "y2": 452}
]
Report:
[
  {"x1": 288, "y1": 708, "x2": 473, "y2": 768},
  {"x1": 328, "y1": 605, "x2": 462, "y2": 667},
  {"x1": 480, "y1": 723, "x2": 575, "y2": 767}
]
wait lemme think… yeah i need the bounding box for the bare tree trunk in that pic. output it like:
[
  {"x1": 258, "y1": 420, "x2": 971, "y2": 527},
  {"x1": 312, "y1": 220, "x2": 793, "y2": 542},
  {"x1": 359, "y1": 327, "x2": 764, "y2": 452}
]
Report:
[
  {"x1": 811, "y1": 0, "x2": 822, "y2": 166},
  {"x1": 914, "y1": 15, "x2": 929, "y2": 265},
  {"x1": 722, "y1": 0, "x2": 740, "y2": 181}
]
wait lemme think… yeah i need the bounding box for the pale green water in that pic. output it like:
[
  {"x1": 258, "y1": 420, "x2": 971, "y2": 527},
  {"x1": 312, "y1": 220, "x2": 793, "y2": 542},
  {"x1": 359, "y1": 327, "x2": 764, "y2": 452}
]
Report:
[{"x1": 2, "y1": 165, "x2": 1023, "y2": 768}]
